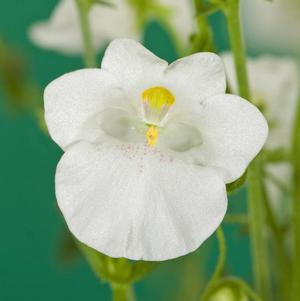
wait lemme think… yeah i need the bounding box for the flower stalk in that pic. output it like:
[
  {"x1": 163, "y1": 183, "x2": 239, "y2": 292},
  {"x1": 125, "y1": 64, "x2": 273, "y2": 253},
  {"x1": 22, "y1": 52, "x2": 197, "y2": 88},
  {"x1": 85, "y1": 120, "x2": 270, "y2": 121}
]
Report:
[
  {"x1": 112, "y1": 284, "x2": 136, "y2": 301},
  {"x1": 75, "y1": 0, "x2": 97, "y2": 68},
  {"x1": 223, "y1": 0, "x2": 270, "y2": 299},
  {"x1": 223, "y1": 0, "x2": 250, "y2": 99},
  {"x1": 190, "y1": 0, "x2": 215, "y2": 54},
  {"x1": 200, "y1": 227, "x2": 226, "y2": 301},
  {"x1": 247, "y1": 159, "x2": 271, "y2": 301}
]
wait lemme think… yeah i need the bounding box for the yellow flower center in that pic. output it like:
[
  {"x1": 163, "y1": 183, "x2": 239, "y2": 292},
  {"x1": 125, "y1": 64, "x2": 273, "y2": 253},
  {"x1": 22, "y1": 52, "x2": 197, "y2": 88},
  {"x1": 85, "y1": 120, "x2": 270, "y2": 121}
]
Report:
[{"x1": 142, "y1": 86, "x2": 175, "y2": 147}]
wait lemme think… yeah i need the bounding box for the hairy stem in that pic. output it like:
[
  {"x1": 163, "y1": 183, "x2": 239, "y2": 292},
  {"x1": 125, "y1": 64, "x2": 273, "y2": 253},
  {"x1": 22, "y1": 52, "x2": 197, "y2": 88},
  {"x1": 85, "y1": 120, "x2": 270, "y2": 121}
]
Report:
[{"x1": 75, "y1": 0, "x2": 97, "y2": 68}]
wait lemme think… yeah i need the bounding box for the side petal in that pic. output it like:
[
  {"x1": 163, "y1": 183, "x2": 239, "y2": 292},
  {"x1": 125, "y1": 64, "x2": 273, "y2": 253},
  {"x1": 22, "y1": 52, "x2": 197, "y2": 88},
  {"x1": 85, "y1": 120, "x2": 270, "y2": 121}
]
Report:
[
  {"x1": 44, "y1": 68, "x2": 123, "y2": 150},
  {"x1": 101, "y1": 38, "x2": 168, "y2": 93},
  {"x1": 56, "y1": 141, "x2": 227, "y2": 261},
  {"x1": 196, "y1": 94, "x2": 268, "y2": 183},
  {"x1": 222, "y1": 53, "x2": 299, "y2": 150},
  {"x1": 165, "y1": 52, "x2": 226, "y2": 107}
]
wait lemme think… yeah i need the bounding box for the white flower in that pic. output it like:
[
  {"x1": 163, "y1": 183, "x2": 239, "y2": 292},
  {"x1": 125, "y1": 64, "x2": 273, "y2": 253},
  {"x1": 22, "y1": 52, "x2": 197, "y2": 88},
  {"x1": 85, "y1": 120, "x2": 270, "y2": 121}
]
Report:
[
  {"x1": 29, "y1": 0, "x2": 194, "y2": 55},
  {"x1": 222, "y1": 54, "x2": 299, "y2": 211},
  {"x1": 242, "y1": 0, "x2": 300, "y2": 56},
  {"x1": 45, "y1": 39, "x2": 268, "y2": 260}
]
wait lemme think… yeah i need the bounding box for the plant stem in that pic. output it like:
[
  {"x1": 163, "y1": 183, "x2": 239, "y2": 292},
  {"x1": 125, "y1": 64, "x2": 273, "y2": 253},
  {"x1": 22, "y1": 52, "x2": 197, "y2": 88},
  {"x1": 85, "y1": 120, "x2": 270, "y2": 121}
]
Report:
[
  {"x1": 224, "y1": 0, "x2": 250, "y2": 99},
  {"x1": 200, "y1": 227, "x2": 226, "y2": 301},
  {"x1": 190, "y1": 0, "x2": 215, "y2": 54},
  {"x1": 247, "y1": 158, "x2": 271, "y2": 301},
  {"x1": 261, "y1": 180, "x2": 290, "y2": 301},
  {"x1": 75, "y1": 0, "x2": 97, "y2": 68},
  {"x1": 292, "y1": 96, "x2": 300, "y2": 301},
  {"x1": 112, "y1": 284, "x2": 136, "y2": 301},
  {"x1": 223, "y1": 0, "x2": 270, "y2": 299}
]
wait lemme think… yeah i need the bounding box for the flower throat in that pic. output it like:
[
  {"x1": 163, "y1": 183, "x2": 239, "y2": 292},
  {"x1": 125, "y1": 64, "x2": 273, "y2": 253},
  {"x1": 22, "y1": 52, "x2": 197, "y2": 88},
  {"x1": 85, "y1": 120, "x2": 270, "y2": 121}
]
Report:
[{"x1": 141, "y1": 86, "x2": 175, "y2": 147}]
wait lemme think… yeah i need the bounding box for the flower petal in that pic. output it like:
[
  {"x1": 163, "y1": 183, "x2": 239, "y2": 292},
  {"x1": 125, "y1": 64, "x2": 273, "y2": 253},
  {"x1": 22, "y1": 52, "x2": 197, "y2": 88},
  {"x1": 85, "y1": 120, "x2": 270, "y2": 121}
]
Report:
[
  {"x1": 29, "y1": 0, "x2": 138, "y2": 54},
  {"x1": 44, "y1": 68, "x2": 123, "y2": 149},
  {"x1": 101, "y1": 38, "x2": 168, "y2": 93},
  {"x1": 56, "y1": 141, "x2": 227, "y2": 261},
  {"x1": 165, "y1": 52, "x2": 226, "y2": 106},
  {"x1": 29, "y1": 0, "x2": 83, "y2": 54},
  {"x1": 222, "y1": 53, "x2": 299, "y2": 150},
  {"x1": 195, "y1": 94, "x2": 268, "y2": 183}
]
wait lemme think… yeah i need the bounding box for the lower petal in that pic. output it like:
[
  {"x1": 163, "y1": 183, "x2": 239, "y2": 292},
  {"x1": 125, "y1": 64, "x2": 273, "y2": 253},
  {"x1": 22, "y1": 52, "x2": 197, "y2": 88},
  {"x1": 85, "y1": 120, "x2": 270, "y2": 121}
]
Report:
[{"x1": 56, "y1": 141, "x2": 227, "y2": 261}]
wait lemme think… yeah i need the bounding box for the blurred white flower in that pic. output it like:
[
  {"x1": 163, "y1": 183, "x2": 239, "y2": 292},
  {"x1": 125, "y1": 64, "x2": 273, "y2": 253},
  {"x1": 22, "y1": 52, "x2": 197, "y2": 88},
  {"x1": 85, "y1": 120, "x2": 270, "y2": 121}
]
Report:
[
  {"x1": 45, "y1": 39, "x2": 267, "y2": 260},
  {"x1": 222, "y1": 54, "x2": 299, "y2": 210},
  {"x1": 242, "y1": 0, "x2": 300, "y2": 56},
  {"x1": 29, "y1": 0, "x2": 195, "y2": 55}
]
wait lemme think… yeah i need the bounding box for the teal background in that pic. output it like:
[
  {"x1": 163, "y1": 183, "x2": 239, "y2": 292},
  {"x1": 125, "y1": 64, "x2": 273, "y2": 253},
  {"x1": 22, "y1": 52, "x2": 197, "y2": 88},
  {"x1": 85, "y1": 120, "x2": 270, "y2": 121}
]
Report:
[{"x1": 0, "y1": 1, "x2": 250, "y2": 300}]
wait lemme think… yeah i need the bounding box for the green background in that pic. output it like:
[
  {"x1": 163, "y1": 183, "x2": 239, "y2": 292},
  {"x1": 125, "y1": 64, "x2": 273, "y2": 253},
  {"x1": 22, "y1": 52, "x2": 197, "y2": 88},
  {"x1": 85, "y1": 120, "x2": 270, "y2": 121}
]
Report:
[{"x1": 0, "y1": 1, "x2": 250, "y2": 300}]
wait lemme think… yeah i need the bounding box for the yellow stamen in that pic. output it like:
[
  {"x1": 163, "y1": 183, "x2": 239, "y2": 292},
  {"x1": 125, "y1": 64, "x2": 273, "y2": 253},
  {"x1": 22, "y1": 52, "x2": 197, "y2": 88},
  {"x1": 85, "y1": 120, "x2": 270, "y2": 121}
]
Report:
[
  {"x1": 142, "y1": 86, "x2": 175, "y2": 110},
  {"x1": 146, "y1": 125, "x2": 159, "y2": 147}
]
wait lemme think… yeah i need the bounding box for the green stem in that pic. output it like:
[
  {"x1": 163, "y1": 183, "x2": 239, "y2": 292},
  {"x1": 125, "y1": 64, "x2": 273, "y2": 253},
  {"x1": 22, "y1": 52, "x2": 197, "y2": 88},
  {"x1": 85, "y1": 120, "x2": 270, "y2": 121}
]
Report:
[
  {"x1": 75, "y1": 0, "x2": 97, "y2": 68},
  {"x1": 112, "y1": 284, "x2": 136, "y2": 301},
  {"x1": 292, "y1": 96, "x2": 300, "y2": 301},
  {"x1": 223, "y1": 1, "x2": 270, "y2": 299},
  {"x1": 224, "y1": 0, "x2": 250, "y2": 99},
  {"x1": 261, "y1": 181, "x2": 290, "y2": 301},
  {"x1": 200, "y1": 227, "x2": 226, "y2": 301},
  {"x1": 247, "y1": 159, "x2": 271, "y2": 301},
  {"x1": 190, "y1": 0, "x2": 215, "y2": 54}
]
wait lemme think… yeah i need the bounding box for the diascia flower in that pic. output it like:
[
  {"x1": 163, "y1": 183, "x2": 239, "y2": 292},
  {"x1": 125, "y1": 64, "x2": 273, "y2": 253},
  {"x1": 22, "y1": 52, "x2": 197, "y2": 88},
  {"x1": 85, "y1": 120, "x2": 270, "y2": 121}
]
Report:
[
  {"x1": 29, "y1": 0, "x2": 194, "y2": 54},
  {"x1": 222, "y1": 54, "x2": 299, "y2": 211},
  {"x1": 45, "y1": 39, "x2": 268, "y2": 260}
]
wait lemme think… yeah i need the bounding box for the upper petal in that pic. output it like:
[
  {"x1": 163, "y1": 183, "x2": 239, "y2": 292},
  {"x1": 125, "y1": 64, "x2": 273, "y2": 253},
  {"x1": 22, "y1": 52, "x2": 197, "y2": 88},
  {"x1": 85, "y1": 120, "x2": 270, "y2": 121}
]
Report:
[
  {"x1": 56, "y1": 141, "x2": 227, "y2": 261},
  {"x1": 165, "y1": 53, "x2": 226, "y2": 108},
  {"x1": 101, "y1": 38, "x2": 168, "y2": 94},
  {"x1": 102, "y1": 40, "x2": 226, "y2": 112},
  {"x1": 195, "y1": 94, "x2": 268, "y2": 183},
  {"x1": 44, "y1": 68, "x2": 123, "y2": 150}
]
